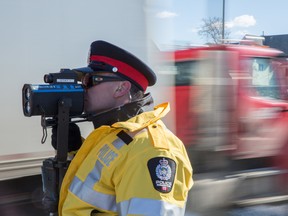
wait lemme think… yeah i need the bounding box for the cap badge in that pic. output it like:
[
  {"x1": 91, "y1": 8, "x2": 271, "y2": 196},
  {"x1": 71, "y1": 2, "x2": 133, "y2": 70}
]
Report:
[{"x1": 112, "y1": 67, "x2": 118, "y2": 72}]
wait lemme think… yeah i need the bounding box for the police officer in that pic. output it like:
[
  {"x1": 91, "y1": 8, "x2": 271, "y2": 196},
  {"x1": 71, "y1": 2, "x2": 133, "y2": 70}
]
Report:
[{"x1": 58, "y1": 40, "x2": 193, "y2": 215}]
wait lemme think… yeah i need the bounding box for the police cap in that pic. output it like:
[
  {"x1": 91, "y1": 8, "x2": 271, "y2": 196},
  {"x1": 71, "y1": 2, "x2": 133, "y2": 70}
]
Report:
[{"x1": 74, "y1": 40, "x2": 156, "y2": 91}]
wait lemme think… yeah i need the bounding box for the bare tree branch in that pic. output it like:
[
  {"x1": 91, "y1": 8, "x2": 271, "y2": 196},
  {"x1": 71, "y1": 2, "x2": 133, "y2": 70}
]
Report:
[{"x1": 198, "y1": 17, "x2": 230, "y2": 44}]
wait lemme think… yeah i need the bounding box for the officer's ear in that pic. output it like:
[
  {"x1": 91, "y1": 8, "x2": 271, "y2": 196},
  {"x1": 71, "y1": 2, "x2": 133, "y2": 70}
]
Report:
[{"x1": 114, "y1": 81, "x2": 131, "y2": 98}]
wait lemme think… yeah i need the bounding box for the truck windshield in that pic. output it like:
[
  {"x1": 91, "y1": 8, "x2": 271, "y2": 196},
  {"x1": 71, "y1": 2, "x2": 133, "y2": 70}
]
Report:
[{"x1": 242, "y1": 57, "x2": 288, "y2": 100}]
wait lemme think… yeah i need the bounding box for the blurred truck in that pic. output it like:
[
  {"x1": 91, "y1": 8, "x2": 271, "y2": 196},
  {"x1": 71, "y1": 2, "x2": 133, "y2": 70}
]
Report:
[
  {"x1": 160, "y1": 41, "x2": 288, "y2": 174},
  {"x1": 0, "y1": 1, "x2": 159, "y2": 214}
]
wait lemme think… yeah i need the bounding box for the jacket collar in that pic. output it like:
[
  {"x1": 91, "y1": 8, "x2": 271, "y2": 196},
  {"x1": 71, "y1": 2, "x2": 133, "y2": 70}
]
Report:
[{"x1": 112, "y1": 102, "x2": 170, "y2": 132}]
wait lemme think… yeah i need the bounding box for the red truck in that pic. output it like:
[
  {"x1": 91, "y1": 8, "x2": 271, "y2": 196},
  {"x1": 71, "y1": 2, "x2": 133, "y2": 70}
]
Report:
[{"x1": 160, "y1": 43, "x2": 288, "y2": 173}]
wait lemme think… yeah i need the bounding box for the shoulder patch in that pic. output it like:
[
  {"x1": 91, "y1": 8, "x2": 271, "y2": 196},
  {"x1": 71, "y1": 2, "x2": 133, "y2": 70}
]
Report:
[{"x1": 147, "y1": 157, "x2": 176, "y2": 193}]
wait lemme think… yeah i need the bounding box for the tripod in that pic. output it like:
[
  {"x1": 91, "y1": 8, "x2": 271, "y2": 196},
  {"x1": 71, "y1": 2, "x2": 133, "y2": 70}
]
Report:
[{"x1": 41, "y1": 98, "x2": 72, "y2": 216}]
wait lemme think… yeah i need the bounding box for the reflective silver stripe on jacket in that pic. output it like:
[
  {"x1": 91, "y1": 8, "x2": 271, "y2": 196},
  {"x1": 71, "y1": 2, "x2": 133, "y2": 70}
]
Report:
[
  {"x1": 117, "y1": 197, "x2": 186, "y2": 216},
  {"x1": 69, "y1": 129, "x2": 146, "y2": 211},
  {"x1": 70, "y1": 176, "x2": 117, "y2": 211}
]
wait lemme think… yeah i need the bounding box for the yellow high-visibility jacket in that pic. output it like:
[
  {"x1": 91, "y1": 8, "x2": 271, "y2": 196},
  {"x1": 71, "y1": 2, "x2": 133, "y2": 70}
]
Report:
[{"x1": 59, "y1": 103, "x2": 193, "y2": 216}]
